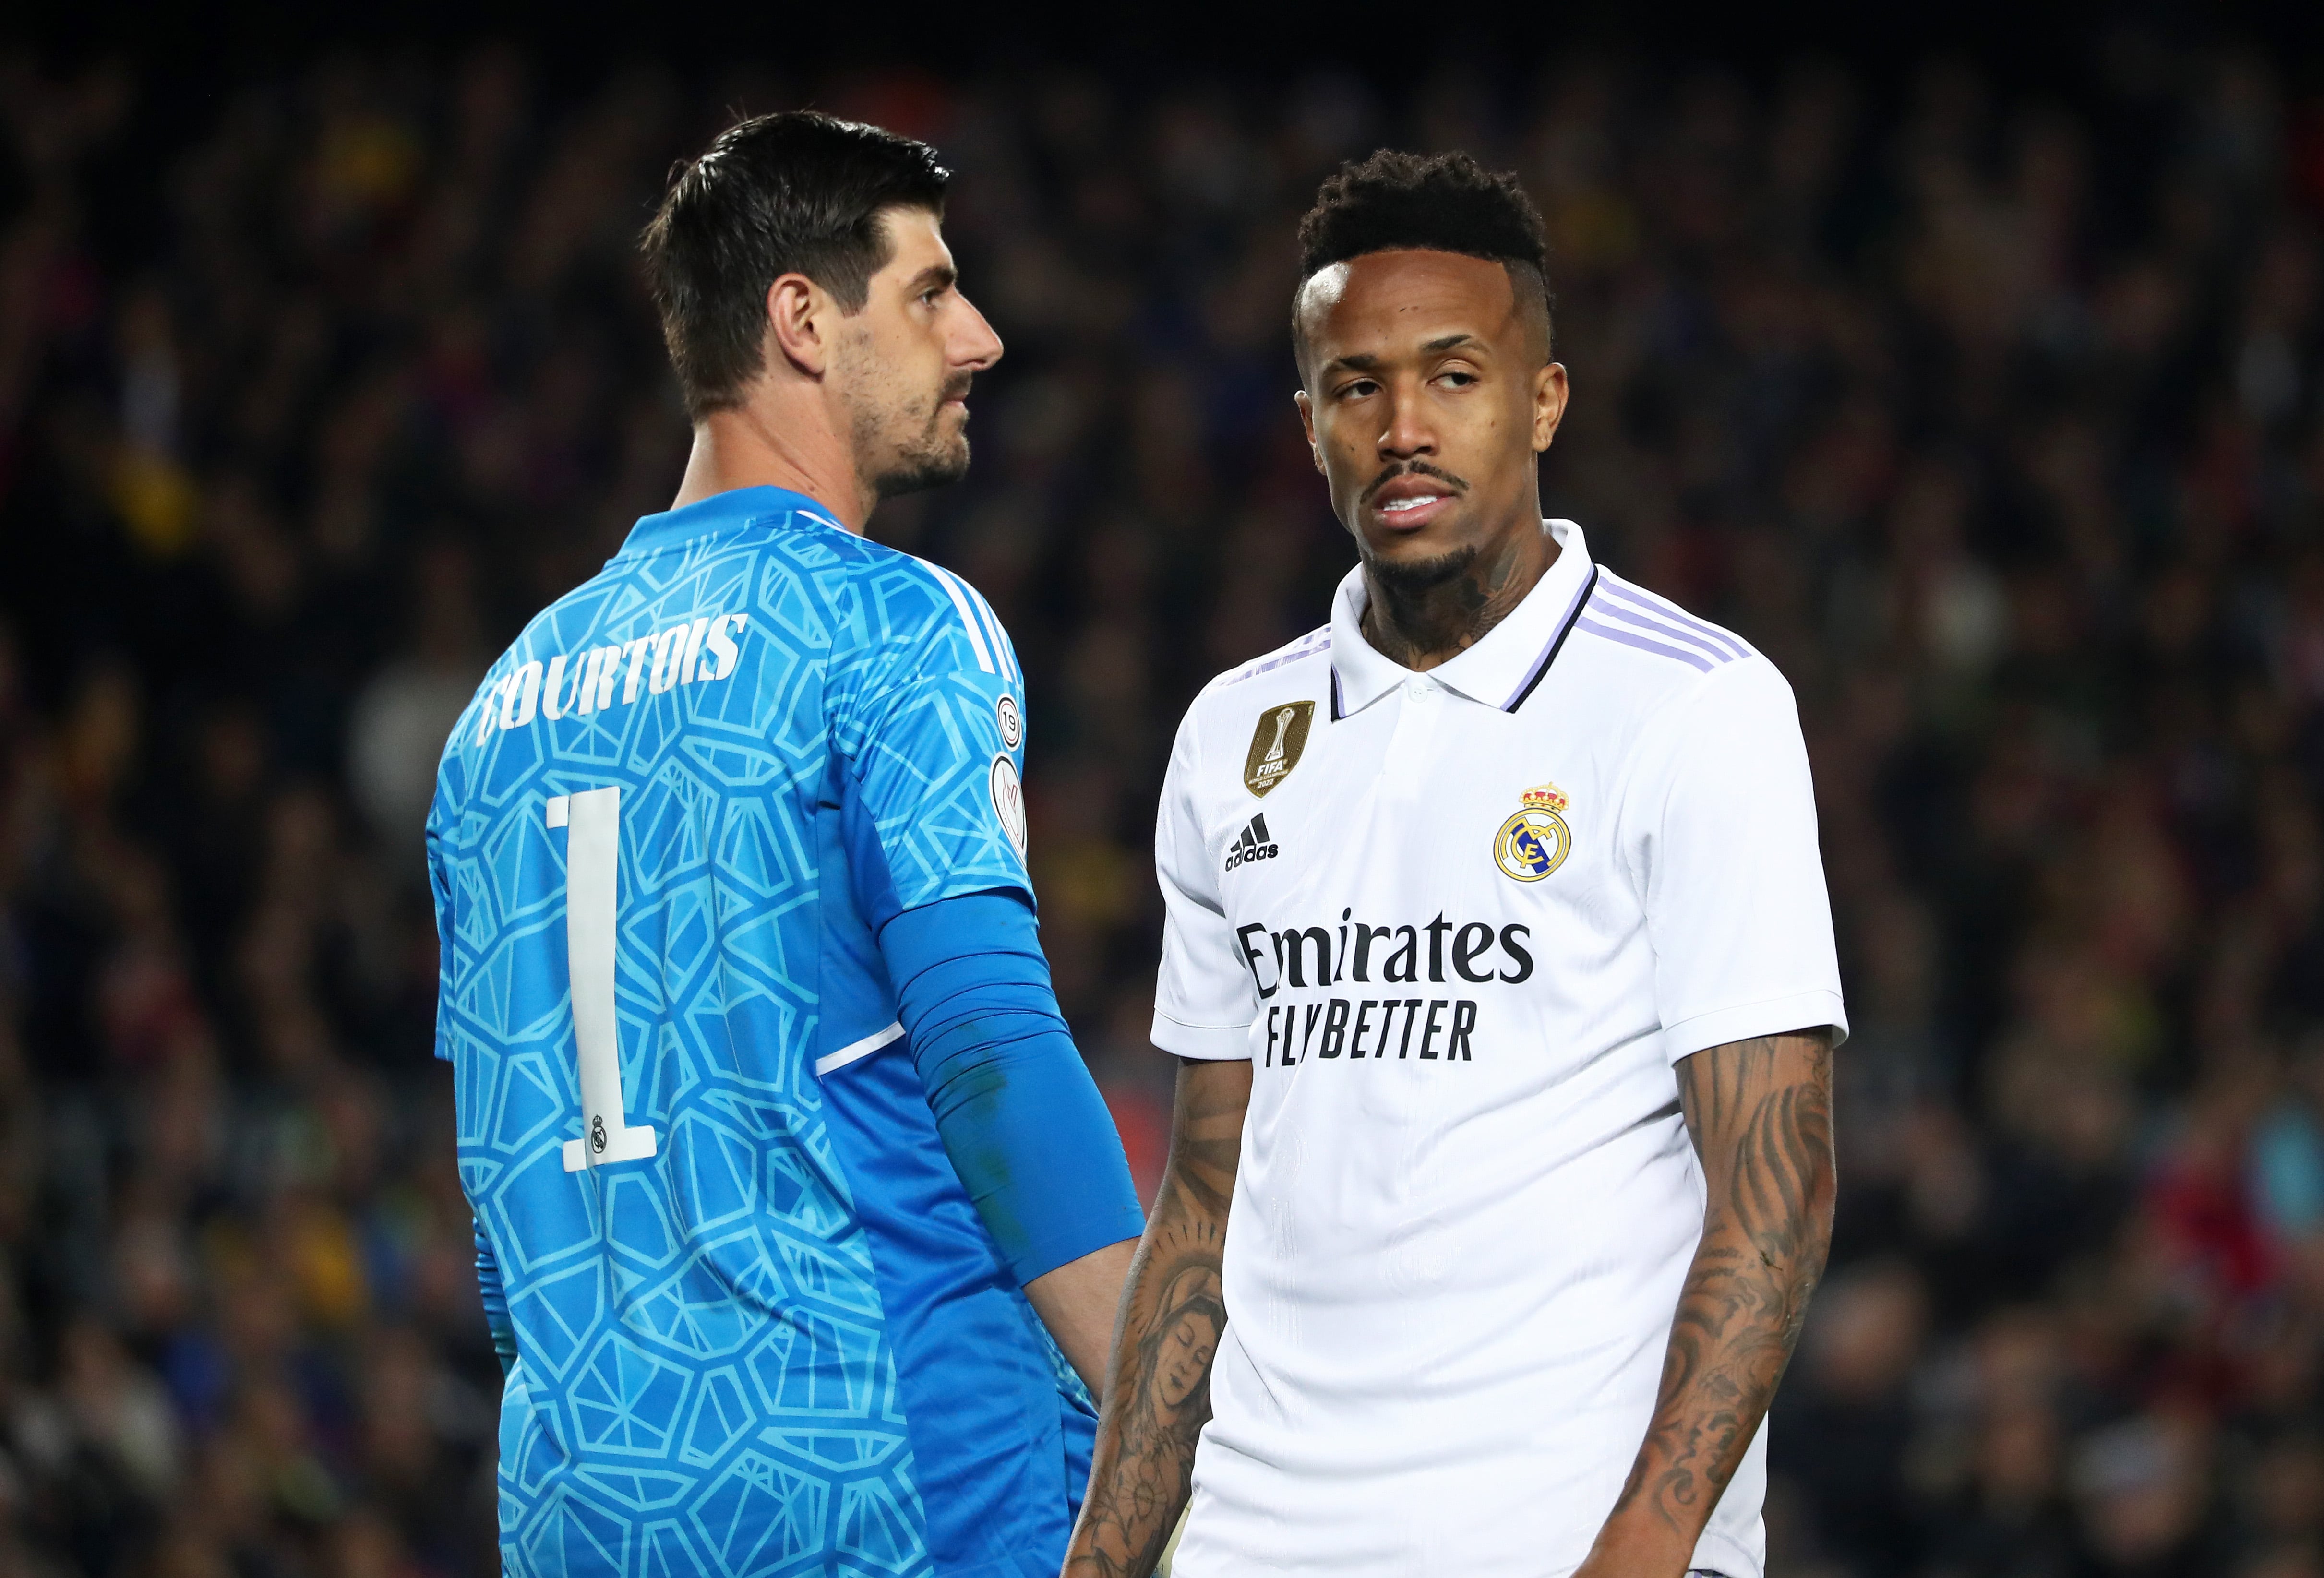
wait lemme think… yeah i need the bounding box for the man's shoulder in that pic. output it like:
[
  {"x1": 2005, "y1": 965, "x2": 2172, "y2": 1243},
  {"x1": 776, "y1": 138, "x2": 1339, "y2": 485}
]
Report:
[
  {"x1": 1196, "y1": 625, "x2": 1334, "y2": 703},
  {"x1": 846, "y1": 546, "x2": 1017, "y2": 671},
  {"x1": 720, "y1": 523, "x2": 1015, "y2": 678},
  {"x1": 1166, "y1": 623, "x2": 1331, "y2": 748},
  {"x1": 1557, "y1": 573, "x2": 1806, "y2": 813},
  {"x1": 1565, "y1": 569, "x2": 1773, "y2": 705},
  {"x1": 1157, "y1": 626, "x2": 1332, "y2": 788},
  {"x1": 589, "y1": 496, "x2": 968, "y2": 628},
  {"x1": 560, "y1": 514, "x2": 1011, "y2": 673}
]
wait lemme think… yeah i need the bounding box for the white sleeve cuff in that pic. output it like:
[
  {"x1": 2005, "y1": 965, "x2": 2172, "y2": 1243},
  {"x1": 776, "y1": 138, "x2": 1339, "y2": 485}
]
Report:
[
  {"x1": 1662, "y1": 989, "x2": 1849, "y2": 1064},
  {"x1": 1151, "y1": 1009, "x2": 1255, "y2": 1061}
]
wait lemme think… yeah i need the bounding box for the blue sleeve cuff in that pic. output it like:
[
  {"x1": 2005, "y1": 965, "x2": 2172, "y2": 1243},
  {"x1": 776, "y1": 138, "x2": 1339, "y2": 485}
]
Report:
[{"x1": 879, "y1": 890, "x2": 1145, "y2": 1284}]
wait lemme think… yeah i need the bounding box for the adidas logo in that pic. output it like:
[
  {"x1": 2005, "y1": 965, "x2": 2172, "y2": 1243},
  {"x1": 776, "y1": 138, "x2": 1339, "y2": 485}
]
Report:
[{"x1": 1223, "y1": 813, "x2": 1280, "y2": 873}]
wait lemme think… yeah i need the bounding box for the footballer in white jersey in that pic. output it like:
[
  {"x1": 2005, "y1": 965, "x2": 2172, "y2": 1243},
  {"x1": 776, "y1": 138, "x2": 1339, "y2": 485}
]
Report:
[{"x1": 1066, "y1": 152, "x2": 1845, "y2": 1578}]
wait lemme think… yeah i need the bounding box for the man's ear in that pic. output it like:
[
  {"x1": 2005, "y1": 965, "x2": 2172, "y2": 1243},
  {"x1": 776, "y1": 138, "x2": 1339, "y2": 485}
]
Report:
[
  {"x1": 1532, "y1": 361, "x2": 1569, "y2": 454},
  {"x1": 765, "y1": 273, "x2": 829, "y2": 378},
  {"x1": 1294, "y1": 389, "x2": 1324, "y2": 475}
]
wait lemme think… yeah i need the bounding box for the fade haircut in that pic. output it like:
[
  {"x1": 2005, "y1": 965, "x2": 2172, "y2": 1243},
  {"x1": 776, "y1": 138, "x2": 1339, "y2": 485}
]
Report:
[
  {"x1": 1293, "y1": 149, "x2": 1554, "y2": 377},
  {"x1": 641, "y1": 111, "x2": 951, "y2": 418}
]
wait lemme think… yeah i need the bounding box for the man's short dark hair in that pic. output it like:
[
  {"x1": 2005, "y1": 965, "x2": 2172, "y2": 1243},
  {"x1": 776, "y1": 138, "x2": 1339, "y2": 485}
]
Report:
[
  {"x1": 641, "y1": 111, "x2": 950, "y2": 418},
  {"x1": 1293, "y1": 149, "x2": 1554, "y2": 371}
]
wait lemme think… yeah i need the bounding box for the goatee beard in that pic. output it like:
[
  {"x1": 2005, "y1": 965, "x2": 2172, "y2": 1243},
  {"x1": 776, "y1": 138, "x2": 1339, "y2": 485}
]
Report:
[{"x1": 1368, "y1": 541, "x2": 1480, "y2": 599}]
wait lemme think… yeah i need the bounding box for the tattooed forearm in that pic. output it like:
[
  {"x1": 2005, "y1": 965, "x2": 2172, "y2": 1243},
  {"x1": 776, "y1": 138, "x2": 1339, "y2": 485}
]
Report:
[
  {"x1": 1578, "y1": 1029, "x2": 1835, "y2": 1577},
  {"x1": 1064, "y1": 1058, "x2": 1251, "y2": 1578}
]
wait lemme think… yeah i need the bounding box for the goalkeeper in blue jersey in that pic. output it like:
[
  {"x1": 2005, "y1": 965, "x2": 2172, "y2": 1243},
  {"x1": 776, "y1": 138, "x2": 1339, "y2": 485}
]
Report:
[{"x1": 425, "y1": 112, "x2": 1146, "y2": 1578}]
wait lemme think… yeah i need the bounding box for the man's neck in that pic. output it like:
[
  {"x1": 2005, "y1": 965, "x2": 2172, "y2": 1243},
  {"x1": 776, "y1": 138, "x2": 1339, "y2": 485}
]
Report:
[
  {"x1": 1359, "y1": 515, "x2": 1558, "y2": 672},
  {"x1": 671, "y1": 393, "x2": 872, "y2": 532}
]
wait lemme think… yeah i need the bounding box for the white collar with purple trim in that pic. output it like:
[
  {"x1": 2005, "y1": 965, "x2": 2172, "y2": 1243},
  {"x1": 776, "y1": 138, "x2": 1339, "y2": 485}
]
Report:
[{"x1": 1328, "y1": 517, "x2": 1599, "y2": 719}]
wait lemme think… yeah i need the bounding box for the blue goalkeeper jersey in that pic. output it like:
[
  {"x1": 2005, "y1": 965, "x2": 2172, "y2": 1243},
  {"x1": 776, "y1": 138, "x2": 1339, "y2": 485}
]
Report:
[{"x1": 427, "y1": 485, "x2": 1094, "y2": 1578}]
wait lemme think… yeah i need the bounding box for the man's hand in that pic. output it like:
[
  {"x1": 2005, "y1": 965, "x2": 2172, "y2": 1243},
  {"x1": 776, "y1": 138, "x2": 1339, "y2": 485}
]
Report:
[
  {"x1": 1572, "y1": 1028, "x2": 1836, "y2": 1578},
  {"x1": 1062, "y1": 1056, "x2": 1252, "y2": 1578},
  {"x1": 1026, "y1": 1239, "x2": 1139, "y2": 1400}
]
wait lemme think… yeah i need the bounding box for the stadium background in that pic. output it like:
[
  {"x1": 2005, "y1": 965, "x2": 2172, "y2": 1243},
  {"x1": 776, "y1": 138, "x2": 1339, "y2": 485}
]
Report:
[{"x1": 4, "y1": 12, "x2": 2324, "y2": 1577}]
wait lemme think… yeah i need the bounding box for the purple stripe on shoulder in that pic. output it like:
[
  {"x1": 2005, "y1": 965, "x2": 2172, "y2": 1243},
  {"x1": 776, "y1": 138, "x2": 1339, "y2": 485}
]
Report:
[
  {"x1": 1575, "y1": 615, "x2": 1716, "y2": 671},
  {"x1": 1595, "y1": 577, "x2": 1749, "y2": 658},
  {"x1": 1595, "y1": 576, "x2": 1749, "y2": 658},
  {"x1": 1590, "y1": 598, "x2": 1739, "y2": 664},
  {"x1": 1225, "y1": 628, "x2": 1331, "y2": 685}
]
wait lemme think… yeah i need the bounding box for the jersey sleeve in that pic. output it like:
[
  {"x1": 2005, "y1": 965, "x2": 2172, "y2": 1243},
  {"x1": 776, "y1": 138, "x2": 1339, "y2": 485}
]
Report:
[
  {"x1": 1628, "y1": 657, "x2": 1848, "y2": 1064},
  {"x1": 425, "y1": 795, "x2": 458, "y2": 1064},
  {"x1": 831, "y1": 563, "x2": 1033, "y2": 930},
  {"x1": 881, "y1": 891, "x2": 1144, "y2": 1282},
  {"x1": 1151, "y1": 704, "x2": 1258, "y2": 1060}
]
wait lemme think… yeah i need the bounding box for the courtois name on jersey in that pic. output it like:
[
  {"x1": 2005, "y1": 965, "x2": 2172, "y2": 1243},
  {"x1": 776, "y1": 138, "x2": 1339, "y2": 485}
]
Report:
[
  {"x1": 427, "y1": 487, "x2": 1088, "y2": 1578},
  {"x1": 469, "y1": 610, "x2": 751, "y2": 739}
]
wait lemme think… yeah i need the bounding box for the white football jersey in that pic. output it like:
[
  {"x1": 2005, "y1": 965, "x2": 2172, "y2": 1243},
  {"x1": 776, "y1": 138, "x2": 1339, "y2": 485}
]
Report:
[{"x1": 1152, "y1": 518, "x2": 1846, "y2": 1578}]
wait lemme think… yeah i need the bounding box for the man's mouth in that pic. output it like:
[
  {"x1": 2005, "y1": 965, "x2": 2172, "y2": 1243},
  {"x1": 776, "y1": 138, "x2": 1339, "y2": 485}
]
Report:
[
  {"x1": 1365, "y1": 467, "x2": 1466, "y2": 529},
  {"x1": 1378, "y1": 492, "x2": 1444, "y2": 514}
]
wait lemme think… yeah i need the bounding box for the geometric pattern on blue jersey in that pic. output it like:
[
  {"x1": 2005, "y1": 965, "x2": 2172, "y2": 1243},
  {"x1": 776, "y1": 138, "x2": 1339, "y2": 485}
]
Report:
[{"x1": 427, "y1": 486, "x2": 1094, "y2": 1578}]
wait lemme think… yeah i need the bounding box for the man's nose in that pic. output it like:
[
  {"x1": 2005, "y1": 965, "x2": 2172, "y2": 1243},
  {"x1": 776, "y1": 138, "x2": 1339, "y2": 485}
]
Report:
[
  {"x1": 954, "y1": 296, "x2": 1004, "y2": 371},
  {"x1": 1378, "y1": 379, "x2": 1434, "y2": 458}
]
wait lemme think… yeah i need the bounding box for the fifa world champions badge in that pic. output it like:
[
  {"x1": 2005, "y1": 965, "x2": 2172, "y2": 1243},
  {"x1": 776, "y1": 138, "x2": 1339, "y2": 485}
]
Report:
[
  {"x1": 1243, "y1": 700, "x2": 1314, "y2": 798},
  {"x1": 1495, "y1": 782, "x2": 1572, "y2": 882}
]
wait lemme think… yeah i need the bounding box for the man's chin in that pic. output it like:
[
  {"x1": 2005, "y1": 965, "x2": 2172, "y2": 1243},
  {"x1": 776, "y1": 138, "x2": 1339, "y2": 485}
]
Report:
[
  {"x1": 873, "y1": 441, "x2": 972, "y2": 501},
  {"x1": 1364, "y1": 535, "x2": 1481, "y2": 596}
]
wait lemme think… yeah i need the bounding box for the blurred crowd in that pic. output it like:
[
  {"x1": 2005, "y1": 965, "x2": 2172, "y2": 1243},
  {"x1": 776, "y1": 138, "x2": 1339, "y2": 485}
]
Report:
[{"x1": 2, "y1": 29, "x2": 2324, "y2": 1578}]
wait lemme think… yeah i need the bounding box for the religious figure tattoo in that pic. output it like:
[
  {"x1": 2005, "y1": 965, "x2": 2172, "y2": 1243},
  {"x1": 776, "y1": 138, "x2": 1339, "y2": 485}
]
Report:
[{"x1": 1066, "y1": 1060, "x2": 1248, "y2": 1578}]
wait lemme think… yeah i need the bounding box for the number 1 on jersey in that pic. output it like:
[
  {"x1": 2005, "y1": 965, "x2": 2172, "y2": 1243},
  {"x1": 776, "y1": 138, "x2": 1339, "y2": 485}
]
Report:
[{"x1": 546, "y1": 788, "x2": 657, "y2": 1172}]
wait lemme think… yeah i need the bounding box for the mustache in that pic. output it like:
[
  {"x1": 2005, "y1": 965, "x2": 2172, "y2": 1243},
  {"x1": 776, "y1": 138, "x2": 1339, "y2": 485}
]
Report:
[
  {"x1": 1360, "y1": 461, "x2": 1470, "y2": 503},
  {"x1": 918, "y1": 372, "x2": 975, "y2": 434}
]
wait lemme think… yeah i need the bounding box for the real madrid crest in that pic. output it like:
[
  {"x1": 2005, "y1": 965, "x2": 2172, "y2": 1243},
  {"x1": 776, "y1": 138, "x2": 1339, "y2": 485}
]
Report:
[
  {"x1": 1495, "y1": 781, "x2": 1572, "y2": 882},
  {"x1": 1243, "y1": 701, "x2": 1314, "y2": 798}
]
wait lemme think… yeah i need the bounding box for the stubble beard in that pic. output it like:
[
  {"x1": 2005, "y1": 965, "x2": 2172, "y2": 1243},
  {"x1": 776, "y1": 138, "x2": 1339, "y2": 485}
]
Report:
[{"x1": 847, "y1": 359, "x2": 973, "y2": 502}]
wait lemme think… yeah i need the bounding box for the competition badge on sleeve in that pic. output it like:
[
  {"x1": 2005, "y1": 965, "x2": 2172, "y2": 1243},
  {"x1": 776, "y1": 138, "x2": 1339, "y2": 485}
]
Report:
[
  {"x1": 990, "y1": 754, "x2": 1029, "y2": 857},
  {"x1": 1495, "y1": 781, "x2": 1573, "y2": 882},
  {"x1": 1243, "y1": 701, "x2": 1314, "y2": 798}
]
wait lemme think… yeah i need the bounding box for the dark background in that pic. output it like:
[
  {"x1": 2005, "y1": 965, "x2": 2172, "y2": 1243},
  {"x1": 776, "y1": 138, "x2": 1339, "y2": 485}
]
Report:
[{"x1": 4, "y1": 4, "x2": 2324, "y2": 1576}]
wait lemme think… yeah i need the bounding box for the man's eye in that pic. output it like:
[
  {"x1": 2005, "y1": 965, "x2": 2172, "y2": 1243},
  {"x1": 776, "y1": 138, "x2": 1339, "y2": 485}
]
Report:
[
  {"x1": 1439, "y1": 371, "x2": 1477, "y2": 387},
  {"x1": 1340, "y1": 380, "x2": 1378, "y2": 399}
]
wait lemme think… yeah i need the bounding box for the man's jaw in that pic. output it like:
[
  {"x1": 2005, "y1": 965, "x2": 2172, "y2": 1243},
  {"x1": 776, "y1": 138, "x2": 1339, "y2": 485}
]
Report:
[
  {"x1": 862, "y1": 380, "x2": 976, "y2": 502},
  {"x1": 870, "y1": 422, "x2": 972, "y2": 501}
]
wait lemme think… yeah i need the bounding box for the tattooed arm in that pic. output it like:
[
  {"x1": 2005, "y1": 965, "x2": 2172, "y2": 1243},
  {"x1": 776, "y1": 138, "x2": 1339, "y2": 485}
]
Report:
[
  {"x1": 1063, "y1": 1056, "x2": 1252, "y2": 1578},
  {"x1": 1572, "y1": 1028, "x2": 1836, "y2": 1578}
]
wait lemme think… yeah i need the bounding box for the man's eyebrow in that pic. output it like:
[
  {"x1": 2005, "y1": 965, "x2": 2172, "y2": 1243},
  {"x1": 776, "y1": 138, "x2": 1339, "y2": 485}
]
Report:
[
  {"x1": 1321, "y1": 335, "x2": 1482, "y2": 374},
  {"x1": 907, "y1": 263, "x2": 957, "y2": 294}
]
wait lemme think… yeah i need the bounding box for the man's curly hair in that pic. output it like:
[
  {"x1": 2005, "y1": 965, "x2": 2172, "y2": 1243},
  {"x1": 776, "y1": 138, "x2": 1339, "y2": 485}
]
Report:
[{"x1": 1292, "y1": 149, "x2": 1554, "y2": 374}]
